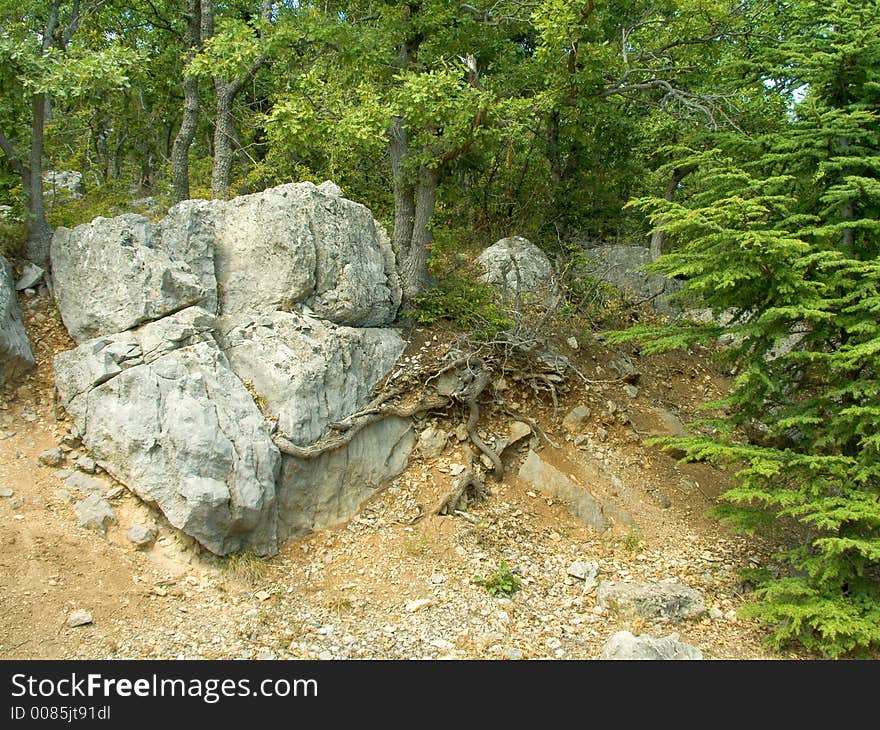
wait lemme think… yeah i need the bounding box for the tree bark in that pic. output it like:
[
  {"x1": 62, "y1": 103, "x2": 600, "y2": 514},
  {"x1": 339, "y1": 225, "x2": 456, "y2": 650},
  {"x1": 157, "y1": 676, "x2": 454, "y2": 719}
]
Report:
[
  {"x1": 170, "y1": 0, "x2": 202, "y2": 202},
  {"x1": 211, "y1": 80, "x2": 241, "y2": 199},
  {"x1": 397, "y1": 165, "x2": 439, "y2": 300},
  {"x1": 649, "y1": 163, "x2": 696, "y2": 261},
  {"x1": 24, "y1": 93, "x2": 53, "y2": 266}
]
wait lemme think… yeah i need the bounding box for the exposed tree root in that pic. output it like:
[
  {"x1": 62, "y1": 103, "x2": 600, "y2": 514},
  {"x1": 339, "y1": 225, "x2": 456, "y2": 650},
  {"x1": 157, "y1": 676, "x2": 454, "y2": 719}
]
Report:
[
  {"x1": 430, "y1": 452, "x2": 488, "y2": 516},
  {"x1": 273, "y1": 394, "x2": 450, "y2": 460}
]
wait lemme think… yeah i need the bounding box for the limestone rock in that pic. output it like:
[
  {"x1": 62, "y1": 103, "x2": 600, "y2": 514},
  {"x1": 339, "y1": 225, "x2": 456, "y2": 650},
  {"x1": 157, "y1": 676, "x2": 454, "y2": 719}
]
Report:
[
  {"x1": 44, "y1": 170, "x2": 85, "y2": 200},
  {"x1": 74, "y1": 495, "x2": 117, "y2": 535},
  {"x1": 216, "y1": 310, "x2": 405, "y2": 447},
  {"x1": 476, "y1": 236, "x2": 557, "y2": 303},
  {"x1": 0, "y1": 256, "x2": 36, "y2": 385},
  {"x1": 38, "y1": 447, "x2": 65, "y2": 467},
  {"x1": 54, "y1": 309, "x2": 280, "y2": 555},
  {"x1": 518, "y1": 450, "x2": 608, "y2": 530},
  {"x1": 562, "y1": 406, "x2": 591, "y2": 434},
  {"x1": 51, "y1": 215, "x2": 207, "y2": 342},
  {"x1": 277, "y1": 416, "x2": 414, "y2": 539},
  {"x1": 598, "y1": 631, "x2": 703, "y2": 660},
  {"x1": 154, "y1": 199, "x2": 220, "y2": 314},
  {"x1": 15, "y1": 262, "x2": 45, "y2": 291},
  {"x1": 597, "y1": 580, "x2": 706, "y2": 621},
  {"x1": 67, "y1": 609, "x2": 93, "y2": 628},
  {"x1": 126, "y1": 524, "x2": 157, "y2": 548},
  {"x1": 418, "y1": 425, "x2": 448, "y2": 459},
  {"x1": 581, "y1": 244, "x2": 682, "y2": 315},
  {"x1": 212, "y1": 182, "x2": 400, "y2": 326}
]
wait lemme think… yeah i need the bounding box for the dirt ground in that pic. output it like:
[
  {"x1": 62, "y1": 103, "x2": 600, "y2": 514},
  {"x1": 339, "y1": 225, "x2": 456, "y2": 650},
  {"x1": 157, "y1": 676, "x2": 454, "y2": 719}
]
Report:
[{"x1": 0, "y1": 292, "x2": 806, "y2": 660}]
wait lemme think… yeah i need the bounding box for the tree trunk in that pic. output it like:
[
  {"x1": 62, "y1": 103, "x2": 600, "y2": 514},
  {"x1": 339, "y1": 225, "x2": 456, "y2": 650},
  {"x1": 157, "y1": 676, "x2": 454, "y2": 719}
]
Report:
[
  {"x1": 389, "y1": 116, "x2": 415, "y2": 259},
  {"x1": 170, "y1": 0, "x2": 202, "y2": 202},
  {"x1": 24, "y1": 93, "x2": 52, "y2": 266},
  {"x1": 649, "y1": 163, "x2": 696, "y2": 261},
  {"x1": 211, "y1": 80, "x2": 240, "y2": 199},
  {"x1": 398, "y1": 165, "x2": 439, "y2": 301}
]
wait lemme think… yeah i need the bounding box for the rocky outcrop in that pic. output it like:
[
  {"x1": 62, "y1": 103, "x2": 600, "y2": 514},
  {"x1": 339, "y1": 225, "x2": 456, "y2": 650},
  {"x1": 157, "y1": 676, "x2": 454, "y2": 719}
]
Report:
[
  {"x1": 44, "y1": 170, "x2": 85, "y2": 200},
  {"x1": 598, "y1": 631, "x2": 703, "y2": 660},
  {"x1": 51, "y1": 183, "x2": 412, "y2": 555},
  {"x1": 582, "y1": 244, "x2": 682, "y2": 315},
  {"x1": 212, "y1": 183, "x2": 400, "y2": 326},
  {"x1": 54, "y1": 308, "x2": 280, "y2": 555},
  {"x1": 0, "y1": 256, "x2": 36, "y2": 385},
  {"x1": 278, "y1": 416, "x2": 414, "y2": 539},
  {"x1": 215, "y1": 310, "x2": 405, "y2": 446},
  {"x1": 51, "y1": 214, "x2": 207, "y2": 342},
  {"x1": 476, "y1": 237, "x2": 557, "y2": 303}
]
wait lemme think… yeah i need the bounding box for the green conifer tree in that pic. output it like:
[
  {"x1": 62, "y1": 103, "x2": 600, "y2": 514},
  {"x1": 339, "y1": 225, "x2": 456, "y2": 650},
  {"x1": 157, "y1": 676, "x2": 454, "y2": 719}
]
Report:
[{"x1": 611, "y1": 0, "x2": 880, "y2": 656}]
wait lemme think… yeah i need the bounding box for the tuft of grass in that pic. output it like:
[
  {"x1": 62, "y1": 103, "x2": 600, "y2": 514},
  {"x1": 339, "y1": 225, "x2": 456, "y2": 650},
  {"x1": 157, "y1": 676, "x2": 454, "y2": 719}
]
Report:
[{"x1": 223, "y1": 551, "x2": 269, "y2": 587}]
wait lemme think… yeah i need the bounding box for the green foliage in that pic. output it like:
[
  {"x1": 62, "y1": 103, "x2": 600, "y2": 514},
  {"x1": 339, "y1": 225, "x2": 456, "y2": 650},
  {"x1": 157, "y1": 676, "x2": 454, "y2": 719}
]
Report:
[
  {"x1": 407, "y1": 271, "x2": 513, "y2": 337},
  {"x1": 0, "y1": 219, "x2": 25, "y2": 258},
  {"x1": 611, "y1": 0, "x2": 880, "y2": 657},
  {"x1": 474, "y1": 561, "x2": 522, "y2": 597}
]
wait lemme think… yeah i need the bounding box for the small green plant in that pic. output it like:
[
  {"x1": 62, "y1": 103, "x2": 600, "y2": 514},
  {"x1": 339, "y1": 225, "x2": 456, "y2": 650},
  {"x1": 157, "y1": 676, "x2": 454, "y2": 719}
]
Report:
[
  {"x1": 620, "y1": 529, "x2": 644, "y2": 554},
  {"x1": 474, "y1": 561, "x2": 522, "y2": 596}
]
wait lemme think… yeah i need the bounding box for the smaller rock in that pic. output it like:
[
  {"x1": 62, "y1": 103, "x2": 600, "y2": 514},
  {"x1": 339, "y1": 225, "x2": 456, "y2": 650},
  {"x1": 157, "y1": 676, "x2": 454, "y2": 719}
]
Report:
[
  {"x1": 507, "y1": 420, "x2": 532, "y2": 447},
  {"x1": 405, "y1": 598, "x2": 433, "y2": 613},
  {"x1": 60, "y1": 431, "x2": 81, "y2": 448},
  {"x1": 597, "y1": 580, "x2": 706, "y2": 621},
  {"x1": 566, "y1": 336, "x2": 579, "y2": 350},
  {"x1": 74, "y1": 495, "x2": 117, "y2": 536},
  {"x1": 454, "y1": 423, "x2": 469, "y2": 442},
  {"x1": 64, "y1": 472, "x2": 105, "y2": 494},
  {"x1": 623, "y1": 384, "x2": 639, "y2": 398},
  {"x1": 429, "y1": 573, "x2": 446, "y2": 585},
  {"x1": 567, "y1": 560, "x2": 600, "y2": 584},
  {"x1": 67, "y1": 609, "x2": 93, "y2": 628},
  {"x1": 75, "y1": 455, "x2": 97, "y2": 474},
  {"x1": 725, "y1": 609, "x2": 737, "y2": 621},
  {"x1": 505, "y1": 647, "x2": 524, "y2": 660},
  {"x1": 655, "y1": 493, "x2": 672, "y2": 509},
  {"x1": 126, "y1": 524, "x2": 157, "y2": 549},
  {"x1": 562, "y1": 406, "x2": 591, "y2": 433},
  {"x1": 15, "y1": 263, "x2": 45, "y2": 291},
  {"x1": 609, "y1": 356, "x2": 640, "y2": 384},
  {"x1": 418, "y1": 426, "x2": 449, "y2": 459},
  {"x1": 38, "y1": 447, "x2": 65, "y2": 467},
  {"x1": 256, "y1": 651, "x2": 276, "y2": 660},
  {"x1": 0, "y1": 487, "x2": 13, "y2": 498},
  {"x1": 709, "y1": 607, "x2": 724, "y2": 620},
  {"x1": 598, "y1": 631, "x2": 702, "y2": 660}
]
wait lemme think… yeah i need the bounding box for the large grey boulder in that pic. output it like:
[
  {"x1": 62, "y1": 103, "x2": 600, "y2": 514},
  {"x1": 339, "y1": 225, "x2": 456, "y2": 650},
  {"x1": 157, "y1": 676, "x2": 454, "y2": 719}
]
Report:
[
  {"x1": 51, "y1": 214, "x2": 208, "y2": 342},
  {"x1": 0, "y1": 256, "x2": 36, "y2": 385},
  {"x1": 582, "y1": 244, "x2": 682, "y2": 315},
  {"x1": 598, "y1": 631, "x2": 703, "y2": 660},
  {"x1": 54, "y1": 308, "x2": 280, "y2": 555},
  {"x1": 278, "y1": 416, "x2": 414, "y2": 538},
  {"x1": 215, "y1": 309, "x2": 413, "y2": 537},
  {"x1": 518, "y1": 450, "x2": 608, "y2": 530},
  {"x1": 212, "y1": 182, "x2": 400, "y2": 326},
  {"x1": 597, "y1": 580, "x2": 706, "y2": 621},
  {"x1": 476, "y1": 237, "x2": 556, "y2": 303},
  {"x1": 216, "y1": 310, "x2": 405, "y2": 446}
]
